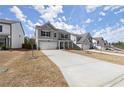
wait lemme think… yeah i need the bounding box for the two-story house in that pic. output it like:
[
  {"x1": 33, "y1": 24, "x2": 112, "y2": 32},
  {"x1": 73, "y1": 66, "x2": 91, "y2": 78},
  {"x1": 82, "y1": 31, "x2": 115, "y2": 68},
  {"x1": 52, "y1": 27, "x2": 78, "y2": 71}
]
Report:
[
  {"x1": 71, "y1": 33, "x2": 93, "y2": 50},
  {"x1": 35, "y1": 22, "x2": 93, "y2": 50},
  {"x1": 35, "y1": 22, "x2": 73, "y2": 50},
  {"x1": 92, "y1": 37, "x2": 108, "y2": 50},
  {"x1": 0, "y1": 19, "x2": 24, "y2": 49}
]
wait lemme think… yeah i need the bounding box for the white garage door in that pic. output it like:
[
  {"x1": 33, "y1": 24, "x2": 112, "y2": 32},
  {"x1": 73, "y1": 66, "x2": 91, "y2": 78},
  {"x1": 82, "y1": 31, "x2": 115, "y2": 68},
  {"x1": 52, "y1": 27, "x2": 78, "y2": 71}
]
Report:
[{"x1": 40, "y1": 42, "x2": 57, "y2": 50}]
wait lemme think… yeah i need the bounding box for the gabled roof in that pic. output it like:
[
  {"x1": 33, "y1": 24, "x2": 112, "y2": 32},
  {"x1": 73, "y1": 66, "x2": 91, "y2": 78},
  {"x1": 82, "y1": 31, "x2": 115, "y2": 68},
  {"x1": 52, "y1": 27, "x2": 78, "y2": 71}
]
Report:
[
  {"x1": 36, "y1": 22, "x2": 69, "y2": 34},
  {"x1": 0, "y1": 19, "x2": 25, "y2": 35},
  {"x1": 36, "y1": 22, "x2": 57, "y2": 31},
  {"x1": 0, "y1": 19, "x2": 19, "y2": 24},
  {"x1": 56, "y1": 29, "x2": 70, "y2": 34},
  {"x1": 93, "y1": 37, "x2": 104, "y2": 41},
  {"x1": 77, "y1": 33, "x2": 92, "y2": 44}
]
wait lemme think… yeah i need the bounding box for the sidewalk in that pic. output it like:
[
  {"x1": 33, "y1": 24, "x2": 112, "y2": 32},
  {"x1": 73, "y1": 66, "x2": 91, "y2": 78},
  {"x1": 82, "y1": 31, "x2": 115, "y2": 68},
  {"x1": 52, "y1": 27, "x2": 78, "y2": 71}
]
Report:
[{"x1": 87, "y1": 50, "x2": 124, "y2": 57}]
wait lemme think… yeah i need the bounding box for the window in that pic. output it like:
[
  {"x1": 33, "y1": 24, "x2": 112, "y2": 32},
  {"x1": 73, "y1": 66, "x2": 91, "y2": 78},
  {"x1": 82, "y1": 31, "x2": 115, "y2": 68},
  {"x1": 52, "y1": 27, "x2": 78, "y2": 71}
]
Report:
[
  {"x1": 41, "y1": 30, "x2": 45, "y2": 36},
  {"x1": 97, "y1": 41, "x2": 99, "y2": 44},
  {"x1": 65, "y1": 35, "x2": 68, "y2": 38},
  {"x1": 46, "y1": 32, "x2": 50, "y2": 37},
  {"x1": 61, "y1": 34, "x2": 64, "y2": 38},
  {"x1": 54, "y1": 33, "x2": 56, "y2": 37},
  {"x1": 0, "y1": 25, "x2": 2, "y2": 32},
  {"x1": 41, "y1": 30, "x2": 50, "y2": 37}
]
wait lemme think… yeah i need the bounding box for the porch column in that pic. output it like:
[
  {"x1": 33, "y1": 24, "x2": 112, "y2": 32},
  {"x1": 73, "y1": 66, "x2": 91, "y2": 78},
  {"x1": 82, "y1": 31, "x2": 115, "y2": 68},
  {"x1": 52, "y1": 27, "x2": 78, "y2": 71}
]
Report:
[
  {"x1": 8, "y1": 38, "x2": 11, "y2": 48},
  {"x1": 71, "y1": 42, "x2": 73, "y2": 48},
  {"x1": 59, "y1": 41, "x2": 60, "y2": 49},
  {"x1": 68, "y1": 41, "x2": 69, "y2": 49},
  {"x1": 63, "y1": 41, "x2": 65, "y2": 49}
]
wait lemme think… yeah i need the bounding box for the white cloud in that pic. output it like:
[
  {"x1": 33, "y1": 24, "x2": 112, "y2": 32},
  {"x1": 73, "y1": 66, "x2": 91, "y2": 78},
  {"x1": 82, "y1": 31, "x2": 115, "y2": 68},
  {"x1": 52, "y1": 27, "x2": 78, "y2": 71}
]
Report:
[
  {"x1": 114, "y1": 8, "x2": 124, "y2": 14},
  {"x1": 103, "y1": 5, "x2": 122, "y2": 12},
  {"x1": 120, "y1": 18, "x2": 124, "y2": 23},
  {"x1": 52, "y1": 21, "x2": 86, "y2": 34},
  {"x1": 38, "y1": 19, "x2": 43, "y2": 24},
  {"x1": 33, "y1": 5, "x2": 45, "y2": 14},
  {"x1": 33, "y1": 5, "x2": 86, "y2": 35},
  {"x1": 103, "y1": 6, "x2": 112, "y2": 11},
  {"x1": 62, "y1": 16, "x2": 66, "y2": 21},
  {"x1": 58, "y1": 18, "x2": 62, "y2": 22},
  {"x1": 111, "y1": 6, "x2": 122, "y2": 11},
  {"x1": 26, "y1": 20, "x2": 34, "y2": 31},
  {"x1": 85, "y1": 5, "x2": 101, "y2": 13},
  {"x1": 26, "y1": 20, "x2": 42, "y2": 31},
  {"x1": 85, "y1": 18, "x2": 93, "y2": 24},
  {"x1": 33, "y1": 5, "x2": 63, "y2": 22},
  {"x1": 99, "y1": 11, "x2": 106, "y2": 16},
  {"x1": 98, "y1": 18, "x2": 102, "y2": 21},
  {"x1": 93, "y1": 26, "x2": 124, "y2": 42},
  {"x1": 10, "y1": 6, "x2": 27, "y2": 22}
]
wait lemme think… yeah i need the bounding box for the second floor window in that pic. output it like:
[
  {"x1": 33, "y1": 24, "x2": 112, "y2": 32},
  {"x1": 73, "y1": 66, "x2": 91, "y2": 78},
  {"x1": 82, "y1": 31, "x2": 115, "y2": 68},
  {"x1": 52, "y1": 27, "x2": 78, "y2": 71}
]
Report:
[
  {"x1": 61, "y1": 34, "x2": 68, "y2": 39},
  {"x1": 0, "y1": 25, "x2": 2, "y2": 32},
  {"x1": 41, "y1": 30, "x2": 50, "y2": 37},
  {"x1": 65, "y1": 35, "x2": 68, "y2": 38},
  {"x1": 54, "y1": 33, "x2": 56, "y2": 37},
  {"x1": 97, "y1": 41, "x2": 99, "y2": 44},
  {"x1": 61, "y1": 34, "x2": 64, "y2": 38},
  {"x1": 46, "y1": 32, "x2": 50, "y2": 37}
]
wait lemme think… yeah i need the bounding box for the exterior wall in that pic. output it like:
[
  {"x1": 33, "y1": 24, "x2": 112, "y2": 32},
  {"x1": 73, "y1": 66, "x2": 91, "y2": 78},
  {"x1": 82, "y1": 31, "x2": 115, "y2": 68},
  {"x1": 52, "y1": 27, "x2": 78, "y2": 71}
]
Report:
[
  {"x1": 39, "y1": 41, "x2": 57, "y2": 50},
  {"x1": 92, "y1": 38, "x2": 106, "y2": 50},
  {"x1": 37, "y1": 39, "x2": 58, "y2": 49},
  {"x1": 70, "y1": 34, "x2": 77, "y2": 44},
  {"x1": 76, "y1": 44, "x2": 82, "y2": 48},
  {"x1": 11, "y1": 23, "x2": 24, "y2": 48},
  {"x1": 82, "y1": 44, "x2": 91, "y2": 50},
  {"x1": 0, "y1": 23, "x2": 10, "y2": 35},
  {"x1": 58, "y1": 32, "x2": 70, "y2": 40},
  {"x1": 37, "y1": 29, "x2": 59, "y2": 40},
  {"x1": 92, "y1": 39, "x2": 97, "y2": 48},
  {"x1": 76, "y1": 44, "x2": 91, "y2": 50},
  {"x1": 35, "y1": 29, "x2": 39, "y2": 49}
]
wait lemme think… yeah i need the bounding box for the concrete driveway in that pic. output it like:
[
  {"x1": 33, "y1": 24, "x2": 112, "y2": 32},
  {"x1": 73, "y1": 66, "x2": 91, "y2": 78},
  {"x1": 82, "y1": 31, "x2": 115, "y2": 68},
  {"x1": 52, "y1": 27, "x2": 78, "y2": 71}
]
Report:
[{"x1": 42, "y1": 50, "x2": 124, "y2": 87}]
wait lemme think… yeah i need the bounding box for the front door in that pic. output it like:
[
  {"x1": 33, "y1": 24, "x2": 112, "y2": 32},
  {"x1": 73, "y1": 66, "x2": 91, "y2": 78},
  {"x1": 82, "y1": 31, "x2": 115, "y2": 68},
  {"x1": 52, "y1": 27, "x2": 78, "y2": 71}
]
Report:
[{"x1": 60, "y1": 42, "x2": 64, "y2": 49}]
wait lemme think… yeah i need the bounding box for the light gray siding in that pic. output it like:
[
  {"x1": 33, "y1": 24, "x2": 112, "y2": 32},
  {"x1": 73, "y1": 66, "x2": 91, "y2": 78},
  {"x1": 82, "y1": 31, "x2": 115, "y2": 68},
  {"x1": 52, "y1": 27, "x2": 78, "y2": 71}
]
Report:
[
  {"x1": 0, "y1": 20, "x2": 24, "y2": 49},
  {"x1": 11, "y1": 23, "x2": 24, "y2": 48},
  {"x1": 0, "y1": 23, "x2": 10, "y2": 35}
]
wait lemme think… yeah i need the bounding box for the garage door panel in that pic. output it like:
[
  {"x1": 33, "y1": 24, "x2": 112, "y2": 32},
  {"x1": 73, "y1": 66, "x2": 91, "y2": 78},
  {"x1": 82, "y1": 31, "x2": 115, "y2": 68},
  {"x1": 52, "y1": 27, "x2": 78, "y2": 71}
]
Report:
[{"x1": 40, "y1": 42, "x2": 57, "y2": 50}]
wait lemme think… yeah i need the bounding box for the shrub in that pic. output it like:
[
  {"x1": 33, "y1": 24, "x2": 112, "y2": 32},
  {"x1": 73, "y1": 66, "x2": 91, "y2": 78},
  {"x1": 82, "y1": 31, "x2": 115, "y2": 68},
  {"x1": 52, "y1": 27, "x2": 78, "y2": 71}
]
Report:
[
  {"x1": 0, "y1": 45, "x2": 9, "y2": 50},
  {"x1": 22, "y1": 43, "x2": 36, "y2": 49}
]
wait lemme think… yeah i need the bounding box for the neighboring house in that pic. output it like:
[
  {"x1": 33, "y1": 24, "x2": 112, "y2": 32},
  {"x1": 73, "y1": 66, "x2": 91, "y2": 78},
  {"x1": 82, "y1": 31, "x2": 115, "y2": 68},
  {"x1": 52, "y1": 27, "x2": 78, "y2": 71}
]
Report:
[
  {"x1": 92, "y1": 37, "x2": 108, "y2": 50},
  {"x1": 0, "y1": 19, "x2": 25, "y2": 49},
  {"x1": 35, "y1": 22, "x2": 93, "y2": 50},
  {"x1": 71, "y1": 33, "x2": 93, "y2": 50},
  {"x1": 35, "y1": 22, "x2": 73, "y2": 50}
]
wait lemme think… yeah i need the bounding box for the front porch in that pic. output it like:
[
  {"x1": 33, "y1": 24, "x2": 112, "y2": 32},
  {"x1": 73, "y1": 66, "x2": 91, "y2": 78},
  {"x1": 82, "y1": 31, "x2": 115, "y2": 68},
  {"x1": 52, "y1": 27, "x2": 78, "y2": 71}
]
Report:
[
  {"x1": 58, "y1": 40, "x2": 73, "y2": 49},
  {"x1": 0, "y1": 35, "x2": 10, "y2": 49}
]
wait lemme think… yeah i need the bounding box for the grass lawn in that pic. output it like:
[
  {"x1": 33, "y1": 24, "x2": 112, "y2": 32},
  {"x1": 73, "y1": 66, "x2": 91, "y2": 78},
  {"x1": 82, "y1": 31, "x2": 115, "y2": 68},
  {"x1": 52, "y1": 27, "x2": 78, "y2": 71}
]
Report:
[
  {"x1": 0, "y1": 50, "x2": 68, "y2": 87},
  {"x1": 68, "y1": 50, "x2": 124, "y2": 66}
]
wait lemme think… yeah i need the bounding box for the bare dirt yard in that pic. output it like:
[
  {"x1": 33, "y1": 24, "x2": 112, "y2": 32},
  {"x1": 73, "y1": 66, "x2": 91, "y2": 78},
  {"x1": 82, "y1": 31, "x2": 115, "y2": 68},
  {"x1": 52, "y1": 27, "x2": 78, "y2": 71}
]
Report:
[
  {"x1": 0, "y1": 50, "x2": 68, "y2": 87},
  {"x1": 68, "y1": 50, "x2": 124, "y2": 66}
]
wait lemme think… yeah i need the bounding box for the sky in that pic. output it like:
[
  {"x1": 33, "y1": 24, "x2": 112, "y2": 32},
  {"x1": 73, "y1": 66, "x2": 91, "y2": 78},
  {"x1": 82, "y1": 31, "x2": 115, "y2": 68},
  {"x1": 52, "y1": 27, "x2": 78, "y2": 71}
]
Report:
[{"x1": 0, "y1": 5, "x2": 124, "y2": 43}]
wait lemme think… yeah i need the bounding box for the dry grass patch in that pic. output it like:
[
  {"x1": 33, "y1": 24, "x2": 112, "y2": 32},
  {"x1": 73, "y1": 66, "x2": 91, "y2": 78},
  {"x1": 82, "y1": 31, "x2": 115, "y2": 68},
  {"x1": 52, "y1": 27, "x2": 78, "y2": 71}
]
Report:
[
  {"x1": 68, "y1": 50, "x2": 124, "y2": 66},
  {"x1": 0, "y1": 50, "x2": 68, "y2": 87}
]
